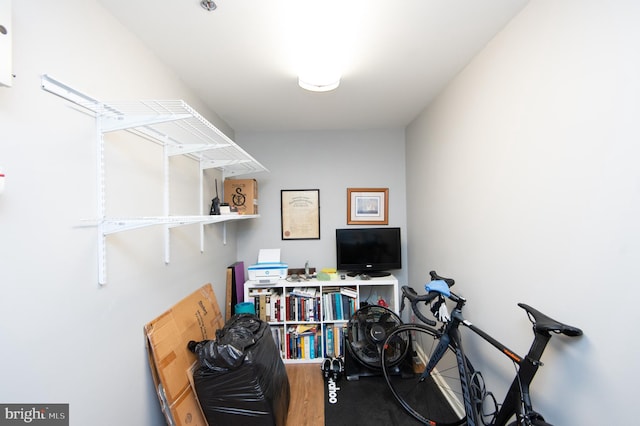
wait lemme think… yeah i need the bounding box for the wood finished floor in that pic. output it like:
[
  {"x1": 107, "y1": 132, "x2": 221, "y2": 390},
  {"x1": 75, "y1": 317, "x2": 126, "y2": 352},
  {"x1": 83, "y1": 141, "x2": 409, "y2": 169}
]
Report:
[
  {"x1": 283, "y1": 359, "x2": 424, "y2": 425},
  {"x1": 285, "y1": 363, "x2": 324, "y2": 426}
]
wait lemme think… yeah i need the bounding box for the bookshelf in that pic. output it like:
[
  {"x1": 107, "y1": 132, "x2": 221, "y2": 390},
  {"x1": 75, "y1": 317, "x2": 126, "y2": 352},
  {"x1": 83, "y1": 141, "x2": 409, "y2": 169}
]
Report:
[{"x1": 244, "y1": 275, "x2": 399, "y2": 363}]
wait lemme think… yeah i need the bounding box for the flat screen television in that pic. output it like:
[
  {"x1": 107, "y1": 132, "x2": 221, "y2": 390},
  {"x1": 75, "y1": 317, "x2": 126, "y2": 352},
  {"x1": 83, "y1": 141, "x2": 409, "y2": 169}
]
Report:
[{"x1": 336, "y1": 227, "x2": 401, "y2": 277}]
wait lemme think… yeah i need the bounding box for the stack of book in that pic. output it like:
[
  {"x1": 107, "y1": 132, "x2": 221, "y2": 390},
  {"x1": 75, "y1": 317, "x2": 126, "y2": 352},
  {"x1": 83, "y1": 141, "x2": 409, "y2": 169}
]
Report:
[
  {"x1": 248, "y1": 288, "x2": 283, "y2": 322},
  {"x1": 286, "y1": 288, "x2": 321, "y2": 322},
  {"x1": 323, "y1": 323, "x2": 347, "y2": 358},
  {"x1": 248, "y1": 287, "x2": 325, "y2": 323},
  {"x1": 322, "y1": 287, "x2": 357, "y2": 321},
  {"x1": 285, "y1": 324, "x2": 321, "y2": 360}
]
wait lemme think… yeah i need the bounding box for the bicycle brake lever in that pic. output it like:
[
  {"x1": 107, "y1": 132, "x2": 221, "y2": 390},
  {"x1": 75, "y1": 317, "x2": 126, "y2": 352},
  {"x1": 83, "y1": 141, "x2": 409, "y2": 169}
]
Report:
[{"x1": 430, "y1": 297, "x2": 443, "y2": 316}]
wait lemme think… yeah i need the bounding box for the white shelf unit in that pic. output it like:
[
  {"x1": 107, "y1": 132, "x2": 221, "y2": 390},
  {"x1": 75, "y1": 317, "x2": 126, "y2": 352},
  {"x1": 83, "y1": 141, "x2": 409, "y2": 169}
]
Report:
[
  {"x1": 41, "y1": 75, "x2": 268, "y2": 285},
  {"x1": 244, "y1": 275, "x2": 399, "y2": 363}
]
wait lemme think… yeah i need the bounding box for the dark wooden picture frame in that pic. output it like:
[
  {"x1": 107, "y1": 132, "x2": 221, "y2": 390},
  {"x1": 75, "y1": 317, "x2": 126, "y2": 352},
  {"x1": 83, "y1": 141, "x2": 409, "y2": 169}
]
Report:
[
  {"x1": 347, "y1": 187, "x2": 389, "y2": 225},
  {"x1": 281, "y1": 189, "x2": 320, "y2": 239}
]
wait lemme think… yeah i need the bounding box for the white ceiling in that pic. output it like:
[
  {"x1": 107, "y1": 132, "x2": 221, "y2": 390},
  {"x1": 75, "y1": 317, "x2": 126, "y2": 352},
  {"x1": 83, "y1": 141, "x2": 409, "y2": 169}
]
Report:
[{"x1": 98, "y1": 0, "x2": 529, "y2": 132}]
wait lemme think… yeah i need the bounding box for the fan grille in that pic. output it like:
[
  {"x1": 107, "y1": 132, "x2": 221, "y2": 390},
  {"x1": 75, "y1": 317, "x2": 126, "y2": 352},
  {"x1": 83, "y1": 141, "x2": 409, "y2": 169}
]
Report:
[{"x1": 346, "y1": 305, "x2": 409, "y2": 370}]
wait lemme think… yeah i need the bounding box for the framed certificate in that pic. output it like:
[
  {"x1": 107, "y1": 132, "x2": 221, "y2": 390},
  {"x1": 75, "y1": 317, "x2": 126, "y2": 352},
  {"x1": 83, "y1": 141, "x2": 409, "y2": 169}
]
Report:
[{"x1": 281, "y1": 189, "x2": 320, "y2": 240}]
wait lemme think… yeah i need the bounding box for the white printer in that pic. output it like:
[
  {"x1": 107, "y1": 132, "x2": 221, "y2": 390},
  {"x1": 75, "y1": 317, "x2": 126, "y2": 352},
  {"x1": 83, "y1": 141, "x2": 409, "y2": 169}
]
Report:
[{"x1": 247, "y1": 249, "x2": 288, "y2": 284}]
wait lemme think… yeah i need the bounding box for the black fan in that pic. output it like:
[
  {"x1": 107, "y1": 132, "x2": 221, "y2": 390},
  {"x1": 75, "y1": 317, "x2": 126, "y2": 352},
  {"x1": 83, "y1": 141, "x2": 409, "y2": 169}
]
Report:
[{"x1": 344, "y1": 305, "x2": 410, "y2": 380}]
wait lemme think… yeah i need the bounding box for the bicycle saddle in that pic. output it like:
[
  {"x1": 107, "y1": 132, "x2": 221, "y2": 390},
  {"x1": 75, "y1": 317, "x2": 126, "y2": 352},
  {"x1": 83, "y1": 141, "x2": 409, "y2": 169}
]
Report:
[
  {"x1": 429, "y1": 270, "x2": 455, "y2": 286},
  {"x1": 518, "y1": 303, "x2": 583, "y2": 337}
]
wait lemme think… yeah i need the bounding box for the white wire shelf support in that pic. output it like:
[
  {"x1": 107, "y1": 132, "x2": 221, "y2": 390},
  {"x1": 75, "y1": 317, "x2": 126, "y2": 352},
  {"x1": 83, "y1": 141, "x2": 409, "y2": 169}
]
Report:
[{"x1": 41, "y1": 75, "x2": 267, "y2": 285}]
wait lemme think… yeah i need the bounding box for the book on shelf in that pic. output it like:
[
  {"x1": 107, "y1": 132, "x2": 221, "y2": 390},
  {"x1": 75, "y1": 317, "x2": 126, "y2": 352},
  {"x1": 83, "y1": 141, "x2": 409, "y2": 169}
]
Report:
[
  {"x1": 249, "y1": 290, "x2": 290, "y2": 322},
  {"x1": 335, "y1": 293, "x2": 343, "y2": 319},
  {"x1": 260, "y1": 294, "x2": 271, "y2": 321},
  {"x1": 322, "y1": 291, "x2": 356, "y2": 321},
  {"x1": 292, "y1": 323, "x2": 317, "y2": 334},
  {"x1": 336, "y1": 324, "x2": 345, "y2": 357},
  {"x1": 325, "y1": 325, "x2": 334, "y2": 357},
  {"x1": 286, "y1": 292, "x2": 320, "y2": 322},
  {"x1": 289, "y1": 287, "x2": 318, "y2": 298},
  {"x1": 248, "y1": 287, "x2": 273, "y2": 296},
  {"x1": 323, "y1": 323, "x2": 346, "y2": 358},
  {"x1": 340, "y1": 287, "x2": 358, "y2": 298},
  {"x1": 285, "y1": 324, "x2": 321, "y2": 360}
]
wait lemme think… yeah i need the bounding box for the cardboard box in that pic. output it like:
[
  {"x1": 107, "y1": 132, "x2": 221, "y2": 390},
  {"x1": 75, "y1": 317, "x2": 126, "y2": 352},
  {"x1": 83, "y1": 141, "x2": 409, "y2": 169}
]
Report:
[
  {"x1": 224, "y1": 178, "x2": 258, "y2": 215},
  {"x1": 145, "y1": 284, "x2": 224, "y2": 426}
]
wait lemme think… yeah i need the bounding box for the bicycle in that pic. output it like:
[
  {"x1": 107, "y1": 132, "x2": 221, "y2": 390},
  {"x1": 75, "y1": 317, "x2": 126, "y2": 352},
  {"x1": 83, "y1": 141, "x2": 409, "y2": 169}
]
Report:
[{"x1": 380, "y1": 271, "x2": 582, "y2": 426}]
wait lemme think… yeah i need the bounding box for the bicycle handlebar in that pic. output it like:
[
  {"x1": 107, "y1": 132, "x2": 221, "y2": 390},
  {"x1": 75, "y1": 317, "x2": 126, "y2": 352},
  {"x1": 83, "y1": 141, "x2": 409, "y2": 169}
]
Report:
[
  {"x1": 401, "y1": 286, "x2": 438, "y2": 326},
  {"x1": 404, "y1": 271, "x2": 584, "y2": 339},
  {"x1": 401, "y1": 270, "x2": 457, "y2": 326}
]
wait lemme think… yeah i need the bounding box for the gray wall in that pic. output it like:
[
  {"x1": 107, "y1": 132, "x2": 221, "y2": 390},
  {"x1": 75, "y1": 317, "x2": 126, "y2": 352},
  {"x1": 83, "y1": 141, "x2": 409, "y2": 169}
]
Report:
[
  {"x1": 406, "y1": 1, "x2": 638, "y2": 424},
  {"x1": 235, "y1": 129, "x2": 408, "y2": 288},
  {"x1": 0, "y1": 1, "x2": 241, "y2": 424}
]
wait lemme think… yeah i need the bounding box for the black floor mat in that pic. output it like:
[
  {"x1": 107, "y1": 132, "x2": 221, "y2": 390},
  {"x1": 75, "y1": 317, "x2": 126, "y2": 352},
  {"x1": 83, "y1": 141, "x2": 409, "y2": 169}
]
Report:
[{"x1": 323, "y1": 374, "x2": 428, "y2": 426}]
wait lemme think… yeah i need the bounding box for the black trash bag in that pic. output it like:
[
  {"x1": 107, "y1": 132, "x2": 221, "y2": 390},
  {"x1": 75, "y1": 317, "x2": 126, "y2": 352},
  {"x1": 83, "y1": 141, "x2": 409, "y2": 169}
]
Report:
[
  {"x1": 188, "y1": 314, "x2": 290, "y2": 426},
  {"x1": 188, "y1": 315, "x2": 260, "y2": 371}
]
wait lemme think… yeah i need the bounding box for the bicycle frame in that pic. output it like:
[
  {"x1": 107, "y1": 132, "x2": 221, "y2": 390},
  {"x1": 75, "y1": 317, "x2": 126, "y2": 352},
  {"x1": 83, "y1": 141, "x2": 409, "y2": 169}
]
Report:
[{"x1": 426, "y1": 294, "x2": 550, "y2": 426}]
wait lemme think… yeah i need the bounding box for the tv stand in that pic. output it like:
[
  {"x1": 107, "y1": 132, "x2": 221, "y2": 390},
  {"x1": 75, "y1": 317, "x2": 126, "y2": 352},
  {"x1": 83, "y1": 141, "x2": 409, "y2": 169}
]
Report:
[{"x1": 346, "y1": 271, "x2": 391, "y2": 278}]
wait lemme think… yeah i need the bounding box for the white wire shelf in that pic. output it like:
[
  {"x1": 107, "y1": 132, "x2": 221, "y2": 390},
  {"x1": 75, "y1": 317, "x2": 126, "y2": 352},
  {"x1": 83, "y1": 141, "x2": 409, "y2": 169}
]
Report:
[
  {"x1": 42, "y1": 75, "x2": 267, "y2": 285},
  {"x1": 80, "y1": 214, "x2": 259, "y2": 234},
  {"x1": 41, "y1": 74, "x2": 268, "y2": 177}
]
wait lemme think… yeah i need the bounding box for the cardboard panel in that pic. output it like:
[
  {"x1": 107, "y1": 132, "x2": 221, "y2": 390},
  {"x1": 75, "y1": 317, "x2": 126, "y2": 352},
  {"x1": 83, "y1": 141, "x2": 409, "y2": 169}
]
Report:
[
  {"x1": 145, "y1": 284, "x2": 224, "y2": 426},
  {"x1": 224, "y1": 179, "x2": 258, "y2": 215}
]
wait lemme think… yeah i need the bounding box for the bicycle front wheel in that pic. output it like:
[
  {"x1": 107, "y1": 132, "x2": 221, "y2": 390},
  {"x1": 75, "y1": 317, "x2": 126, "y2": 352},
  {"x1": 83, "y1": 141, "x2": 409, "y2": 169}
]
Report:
[{"x1": 381, "y1": 324, "x2": 467, "y2": 426}]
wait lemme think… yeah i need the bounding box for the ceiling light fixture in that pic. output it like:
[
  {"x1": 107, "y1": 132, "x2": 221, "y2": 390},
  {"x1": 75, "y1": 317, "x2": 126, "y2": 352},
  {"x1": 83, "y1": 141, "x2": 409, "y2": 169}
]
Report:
[
  {"x1": 295, "y1": 32, "x2": 342, "y2": 92},
  {"x1": 280, "y1": 0, "x2": 361, "y2": 93},
  {"x1": 298, "y1": 74, "x2": 340, "y2": 92},
  {"x1": 200, "y1": 0, "x2": 217, "y2": 11}
]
